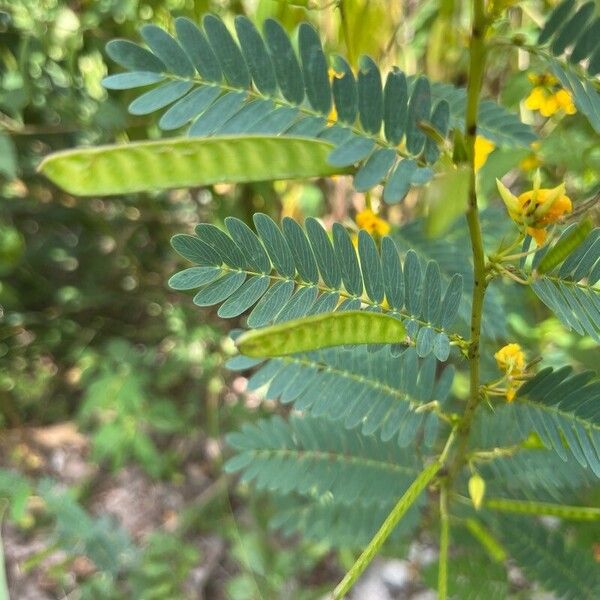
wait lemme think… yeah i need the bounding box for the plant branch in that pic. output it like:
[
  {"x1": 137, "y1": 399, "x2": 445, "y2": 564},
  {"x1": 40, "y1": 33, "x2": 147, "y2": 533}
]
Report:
[
  {"x1": 332, "y1": 460, "x2": 442, "y2": 599},
  {"x1": 438, "y1": 483, "x2": 450, "y2": 600},
  {"x1": 485, "y1": 497, "x2": 600, "y2": 521},
  {"x1": 449, "y1": 0, "x2": 489, "y2": 479}
]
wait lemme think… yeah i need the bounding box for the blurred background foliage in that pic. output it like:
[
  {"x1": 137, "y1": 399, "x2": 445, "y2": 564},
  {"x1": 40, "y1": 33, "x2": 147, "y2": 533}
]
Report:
[{"x1": 0, "y1": 0, "x2": 598, "y2": 598}]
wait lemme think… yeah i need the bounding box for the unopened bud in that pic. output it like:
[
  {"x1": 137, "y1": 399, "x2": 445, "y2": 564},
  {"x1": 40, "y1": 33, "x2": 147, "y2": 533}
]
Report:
[{"x1": 468, "y1": 473, "x2": 486, "y2": 511}]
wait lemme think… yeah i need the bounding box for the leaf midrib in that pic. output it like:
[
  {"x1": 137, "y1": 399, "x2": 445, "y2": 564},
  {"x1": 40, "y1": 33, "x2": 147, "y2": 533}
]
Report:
[
  {"x1": 163, "y1": 71, "x2": 425, "y2": 162},
  {"x1": 217, "y1": 263, "x2": 463, "y2": 342},
  {"x1": 508, "y1": 525, "x2": 599, "y2": 599},
  {"x1": 522, "y1": 397, "x2": 600, "y2": 433},
  {"x1": 276, "y1": 353, "x2": 425, "y2": 408},
  {"x1": 540, "y1": 273, "x2": 600, "y2": 292},
  {"x1": 248, "y1": 447, "x2": 418, "y2": 477}
]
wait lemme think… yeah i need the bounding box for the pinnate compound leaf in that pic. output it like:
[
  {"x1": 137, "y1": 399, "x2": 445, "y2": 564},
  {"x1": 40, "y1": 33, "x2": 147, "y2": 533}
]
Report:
[
  {"x1": 530, "y1": 226, "x2": 600, "y2": 342},
  {"x1": 495, "y1": 517, "x2": 600, "y2": 599},
  {"x1": 517, "y1": 365, "x2": 600, "y2": 476},
  {"x1": 168, "y1": 215, "x2": 465, "y2": 359},
  {"x1": 547, "y1": 58, "x2": 600, "y2": 133},
  {"x1": 535, "y1": 0, "x2": 600, "y2": 131},
  {"x1": 248, "y1": 345, "x2": 452, "y2": 444},
  {"x1": 225, "y1": 414, "x2": 420, "y2": 506},
  {"x1": 97, "y1": 14, "x2": 534, "y2": 198}
]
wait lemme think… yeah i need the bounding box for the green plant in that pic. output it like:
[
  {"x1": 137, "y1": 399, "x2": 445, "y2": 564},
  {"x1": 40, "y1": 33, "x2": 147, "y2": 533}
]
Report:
[
  {"x1": 127, "y1": 531, "x2": 200, "y2": 599},
  {"x1": 40, "y1": 1, "x2": 600, "y2": 598},
  {"x1": 78, "y1": 340, "x2": 181, "y2": 477},
  {"x1": 0, "y1": 470, "x2": 135, "y2": 582}
]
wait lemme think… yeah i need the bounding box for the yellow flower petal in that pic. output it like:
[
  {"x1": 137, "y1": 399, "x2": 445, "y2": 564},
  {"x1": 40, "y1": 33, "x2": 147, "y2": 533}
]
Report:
[
  {"x1": 355, "y1": 208, "x2": 390, "y2": 236},
  {"x1": 355, "y1": 208, "x2": 375, "y2": 229},
  {"x1": 500, "y1": 180, "x2": 572, "y2": 242},
  {"x1": 494, "y1": 343, "x2": 525, "y2": 373},
  {"x1": 518, "y1": 184, "x2": 572, "y2": 226},
  {"x1": 375, "y1": 219, "x2": 391, "y2": 236},
  {"x1": 555, "y1": 88, "x2": 577, "y2": 114},
  {"x1": 527, "y1": 227, "x2": 547, "y2": 245},
  {"x1": 540, "y1": 93, "x2": 559, "y2": 117},
  {"x1": 495, "y1": 343, "x2": 526, "y2": 402},
  {"x1": 474, "y1": 136, "x2": 495, "y2": 172},
  {"x1": 554, "y1": 89, "x2": 571, "y2": 107},
  {"x1": 506, "y1": 383, "x2": 518, "y2": 403},
  {"x1": 524, "y1": 87, "x2": 546, "y2": 110}
]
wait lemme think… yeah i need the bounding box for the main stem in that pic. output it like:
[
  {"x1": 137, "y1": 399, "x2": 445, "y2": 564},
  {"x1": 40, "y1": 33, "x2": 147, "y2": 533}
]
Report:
[
  {"x1": 450, "y1": 0, "x2": 489, "y2": 478},
  {"x1": 333, "y1": 3, "x2": 489, "y2": 597}
]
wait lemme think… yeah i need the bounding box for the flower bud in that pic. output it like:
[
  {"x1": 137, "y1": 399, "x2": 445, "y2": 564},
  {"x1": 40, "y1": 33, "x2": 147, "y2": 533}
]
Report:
[{"x1": 468, "y1": 473, "x2": 486, "y2": 511}]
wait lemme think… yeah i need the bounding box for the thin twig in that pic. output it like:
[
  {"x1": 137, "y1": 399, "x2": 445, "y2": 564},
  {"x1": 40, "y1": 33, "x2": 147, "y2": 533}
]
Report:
[{"x1": 438, "y1": 484, "x2": 450, "y2": 600}]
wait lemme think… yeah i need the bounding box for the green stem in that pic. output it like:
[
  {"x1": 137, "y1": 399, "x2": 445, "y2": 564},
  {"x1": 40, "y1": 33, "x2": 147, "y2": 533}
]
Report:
[
  {"x1": 449, "y1": 0, "x2": 489, "y2": 479},
  {"x1": 438, "y1": 483, "x2": 450, "y2": 600},
  {"x1": 333, "y1": 3, "x2": 489, "y2": 597},
  {"x1": 332, "y1": 460, "x2": 442, "y2": 599},
  {"x1": 485, "y1": 498, "x2": 600, "y2": 521},
  {"x1": 464, "y1": 517, "x2": 507, "y2": 562}
]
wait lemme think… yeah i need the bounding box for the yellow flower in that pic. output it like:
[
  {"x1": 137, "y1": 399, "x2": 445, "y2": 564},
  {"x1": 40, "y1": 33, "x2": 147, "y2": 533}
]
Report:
[
  {"x1": 524, "y1": 73, "x2": 577, "y2": 117},
  {"x1": 539, "y1": 92, "x2": 560, "y2": 117},
  {"x1": 494, "y1": 343, "x2": 526, "y2": 402},
  {"x1": 525, "y1": 87, "x2": 560, "y2": 116},
  {"x1": 355, "y1": 208, "x2": 391, "y2": 236},
  {"x1": 522, "y1": 188, "x2": 572, "y2": 244},
  {"x1": 496, "y1": 178, "x2": 572, "y2": 245},
  {"x1": 524, "y1": 86, "x2": 547, "y2": 111},
  {"x1": 474, "y1": 136, "x2": 495, "y2": 172},
  {"x1": 504, "y1": 386, "x2": 517, "y2": 403},
  {"x1": 495, "y1": 343, "x2": 525, "y2": 374}
]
